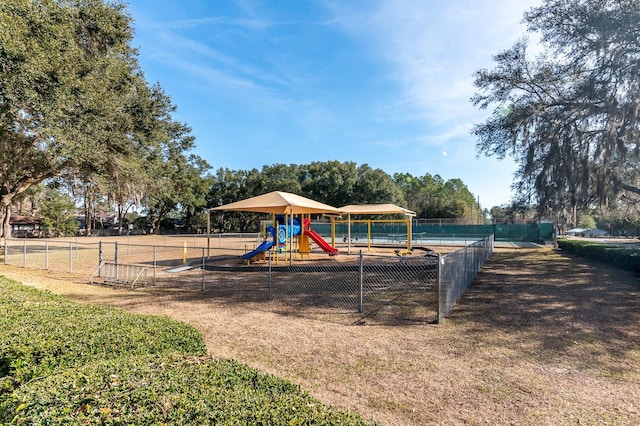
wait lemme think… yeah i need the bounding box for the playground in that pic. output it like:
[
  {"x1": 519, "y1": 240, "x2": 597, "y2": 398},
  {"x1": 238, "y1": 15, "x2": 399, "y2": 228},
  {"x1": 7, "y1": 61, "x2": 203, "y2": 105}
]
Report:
[
  {"x1": 1, "y1": 191, "x2": 495, "y2": 323},
  {"x1": 211, "y1": 191, "x2": 421, "y2": 266}
]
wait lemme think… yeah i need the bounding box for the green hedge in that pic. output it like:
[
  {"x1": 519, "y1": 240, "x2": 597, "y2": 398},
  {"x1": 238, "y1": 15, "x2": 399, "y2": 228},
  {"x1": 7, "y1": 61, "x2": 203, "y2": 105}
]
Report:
[
  {"x1": 557, "y1": 238, "x2": 640, "y2": 271},
  {"x1": 0, "y1": 278, "x2": 206, "y2": 389},
  {"x1": 0, "y1": 277, "x2": 373, "y2": 425},
  {"x1": 4, "y1": 354, "x2": 368, "y2": 425}
]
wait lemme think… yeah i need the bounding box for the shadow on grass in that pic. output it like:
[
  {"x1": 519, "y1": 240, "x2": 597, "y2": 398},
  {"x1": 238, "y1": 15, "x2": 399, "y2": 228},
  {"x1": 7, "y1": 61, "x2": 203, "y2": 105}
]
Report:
[
  {"x1": 71, "y1": 261, "x2": 439, "y2": 326},
  {"x1": 451, "y1": 248, "x2": 640, "y2": 375}
]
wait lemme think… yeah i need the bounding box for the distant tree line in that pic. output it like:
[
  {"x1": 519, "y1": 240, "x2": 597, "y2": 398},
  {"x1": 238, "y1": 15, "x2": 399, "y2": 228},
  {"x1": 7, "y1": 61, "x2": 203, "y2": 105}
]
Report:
[
  {"x1": 207, "y1": 162, "x2": 483, "y2": 233},
  {"x1": 14, "y1": 161, "x2": 485, "y2": 236}
]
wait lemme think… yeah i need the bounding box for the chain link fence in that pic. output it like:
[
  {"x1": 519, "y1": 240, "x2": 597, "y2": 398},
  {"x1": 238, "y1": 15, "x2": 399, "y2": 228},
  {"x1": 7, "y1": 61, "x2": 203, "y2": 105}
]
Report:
[
  {"x1": 437, "y1": 235, "x2": 494, "y2": 320},
  {"x1": 2, "y1": 234, "x2": 494, "y2": 324},
  {"x1": 2, "y1": 239, "x2": 100, "y2": 275},
  {"x1": 1, "y1": 238, "x2": 212, "y2": 290},
  {"x1": 268, "y1": 251, "x2": 439, "y2": 323}
]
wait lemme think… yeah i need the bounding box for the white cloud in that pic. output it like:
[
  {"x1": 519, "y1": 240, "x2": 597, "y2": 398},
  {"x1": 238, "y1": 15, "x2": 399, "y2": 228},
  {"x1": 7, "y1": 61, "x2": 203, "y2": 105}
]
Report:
[
  {"x1": 328, "y1": 0, "x2": 541, "y2": 132},
  {"x1": 323, "y1": 0, "x2": 540, "y2": 207},
  {"x1": 128, "y1": 0, "x2": 538, "y2": 208}
]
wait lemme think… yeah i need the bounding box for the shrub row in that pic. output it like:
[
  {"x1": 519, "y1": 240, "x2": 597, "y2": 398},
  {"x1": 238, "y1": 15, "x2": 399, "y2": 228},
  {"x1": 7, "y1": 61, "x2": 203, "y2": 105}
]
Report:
[
  {"x1": 0, "y1": 278, "x2": 207, "y2": 389},
  {"x1": 5, "y1": 354, "x2": 371, "y2": 425},
  {"x1": 0, "y1": 277, "x2": 373, "y2": 425},
  {"x1": 557, "y1": 238, "x2": 640, "y2": 271}
]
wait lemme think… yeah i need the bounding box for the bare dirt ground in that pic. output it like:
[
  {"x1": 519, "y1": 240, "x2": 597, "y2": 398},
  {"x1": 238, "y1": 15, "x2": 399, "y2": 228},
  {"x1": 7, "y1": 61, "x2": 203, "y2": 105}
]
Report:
[{"x1": 2, "y1": 246, "x2": 639, "y2": 425}]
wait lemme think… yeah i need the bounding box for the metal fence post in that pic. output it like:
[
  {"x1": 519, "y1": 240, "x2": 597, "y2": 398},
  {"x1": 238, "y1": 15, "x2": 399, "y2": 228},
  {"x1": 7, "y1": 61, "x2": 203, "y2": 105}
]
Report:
[
  {"x1": 98, "y1": 241, "x2": 103, "y2": 278},
  {"x1": 69, "y1": 242, "x2": 73, "y2": 273},
  {"x1": 153, "y1": 245, "x2": 157, "y2": 287},
  {"x1": 201, "y1": 248, "x2": 205, "y2": 291},
  {"x1": 358, "y1": 250, "x2": 364, "y2": 313},
  {"x1": 45, "y1": 241, "x2": 49, "y2": 270},
  {"x1": 23, "y1": 240, "x2": 26, "y2": 268},
  {"x1": 3, "y1": 238, "x2": 6, "y2": 265},
  {"x1": 436, "y1": 253, "x2": 442, "y2": 324},
  {"x1": 115, "y1": 241, "x2": 119, "y2": 280},
  {"x1": 268, "y1": 250, "x2": 273, "y2": 300}
]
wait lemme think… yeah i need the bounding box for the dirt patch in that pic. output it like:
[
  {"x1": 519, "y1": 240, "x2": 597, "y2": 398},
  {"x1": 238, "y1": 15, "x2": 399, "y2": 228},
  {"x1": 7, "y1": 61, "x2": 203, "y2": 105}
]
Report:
[{"x1": 1, "y1": 247, "x2": 639, "y2": 425}]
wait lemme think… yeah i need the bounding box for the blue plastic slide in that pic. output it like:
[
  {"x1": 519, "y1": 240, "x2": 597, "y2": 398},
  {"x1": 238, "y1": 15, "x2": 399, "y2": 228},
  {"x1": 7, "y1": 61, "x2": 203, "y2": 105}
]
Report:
[
  {"x1": 241, "y1": 239, "x2": 274, "y2": 260},
  {"x1": 241, "y1": 226, "x2": 276, "y2": 260}
]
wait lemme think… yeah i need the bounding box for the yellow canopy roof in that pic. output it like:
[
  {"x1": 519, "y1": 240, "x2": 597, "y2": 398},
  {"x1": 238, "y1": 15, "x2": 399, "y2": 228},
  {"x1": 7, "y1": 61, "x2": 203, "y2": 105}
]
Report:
[
  {"x1": 339, "y1": 204, "x2": 416, "y2": 217},
  {"x1": 211, "y1": 191, "x2": 344, "y2": 215}
]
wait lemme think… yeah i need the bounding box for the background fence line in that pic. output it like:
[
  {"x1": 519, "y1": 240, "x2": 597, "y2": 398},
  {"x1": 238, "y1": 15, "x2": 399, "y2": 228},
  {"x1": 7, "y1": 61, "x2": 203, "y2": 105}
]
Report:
[
  {"x1": 2, "y1": 235, "x2": 494, "y2": 324},
  {"x1": 313, "y1": 221, "x2": 552, "y2": 246}
]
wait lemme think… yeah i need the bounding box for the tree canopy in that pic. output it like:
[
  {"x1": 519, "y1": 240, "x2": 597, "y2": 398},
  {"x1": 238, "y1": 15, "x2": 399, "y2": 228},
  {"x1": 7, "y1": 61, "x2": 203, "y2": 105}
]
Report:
[
  {"x1": 208, "y1": 162, "x2": 481, "y2": 232},
  {"x1": 1, "y1": 0, "x2": 137, "y2": 236},
  {"x1": 472, "y1": 0, "x2": 640, "y2": 226},
  {"x1": 0, "y1": 0, "x2": 206, "y2": 237},
  {"x1": 393, "y1": 173, "x2": 481, "y2": 222},
  {"x1": 39, "y1": 186, "x2": 79, "y2": 237}
]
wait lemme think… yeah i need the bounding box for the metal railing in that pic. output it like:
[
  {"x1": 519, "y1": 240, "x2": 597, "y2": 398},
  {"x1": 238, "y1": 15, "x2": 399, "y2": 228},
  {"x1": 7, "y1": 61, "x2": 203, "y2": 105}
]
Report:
[{"x1": 90, "y1": 262, "x2": 149, "y2": 290}]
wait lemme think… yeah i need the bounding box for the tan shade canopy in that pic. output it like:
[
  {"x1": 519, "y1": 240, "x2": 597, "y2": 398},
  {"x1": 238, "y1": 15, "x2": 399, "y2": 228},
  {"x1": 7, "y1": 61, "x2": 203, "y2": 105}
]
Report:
[
  {"x1": 211, "y1": 191, "x2": 344, "y2": 215},
  {"x1": 339, "y1": 204, "x2": 416, "y2": 217}
]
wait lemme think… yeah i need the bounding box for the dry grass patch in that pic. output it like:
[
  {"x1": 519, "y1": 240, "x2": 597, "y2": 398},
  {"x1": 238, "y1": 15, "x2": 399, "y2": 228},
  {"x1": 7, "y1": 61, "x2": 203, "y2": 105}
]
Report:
[{"x1": 1, "y1": 246, "x2": 639, "y2": 425}]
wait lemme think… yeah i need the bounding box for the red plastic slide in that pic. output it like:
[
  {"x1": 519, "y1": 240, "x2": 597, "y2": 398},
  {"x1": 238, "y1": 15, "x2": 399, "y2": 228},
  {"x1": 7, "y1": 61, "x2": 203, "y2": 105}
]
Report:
[{"x1": 304, "y1": 229, "x2": 339, "y2": 255}]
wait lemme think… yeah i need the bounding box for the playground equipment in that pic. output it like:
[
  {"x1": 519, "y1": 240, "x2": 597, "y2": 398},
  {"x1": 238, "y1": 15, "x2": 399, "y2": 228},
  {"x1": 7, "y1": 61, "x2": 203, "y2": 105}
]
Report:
[
  {"x1": 208, "y1": 191, "x2": 344, "y2": 262},
  {"x1": 338, "y1": 204, "x2": 416, "y2": 253},
  {"x1": 302, "y1": 218, "x2": 338, "y2": 256},
  {"x1": 241, "y1": 226, "x2": 276, "y2": 261},
  {"x1": 242, "y1": 215, "x2": 338, "y2": 263}
]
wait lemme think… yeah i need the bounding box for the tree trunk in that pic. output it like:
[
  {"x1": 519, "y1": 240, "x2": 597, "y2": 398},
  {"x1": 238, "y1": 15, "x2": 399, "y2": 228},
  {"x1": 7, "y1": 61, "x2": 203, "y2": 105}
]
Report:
[
  {"x1": 1, "y1": 196, "x2": 12, "y2": 238},
  {"x1": 116, "y1": 203, "x2": 125, "y2": 235},
  {"x1": 153, "y1": 206, "x2": 169, "y2": 235},
  {"x1": 84, "y1": 187, "x2": 92, "y2": 236},
  {"x1": 185, "y1": 209, "x2": 193, "y2": 232}
]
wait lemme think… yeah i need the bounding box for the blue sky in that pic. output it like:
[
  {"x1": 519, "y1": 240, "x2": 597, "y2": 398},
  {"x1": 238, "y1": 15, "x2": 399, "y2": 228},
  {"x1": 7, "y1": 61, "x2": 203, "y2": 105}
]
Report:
[{"x1": 125, "y1": 0, "x2": 541, "y2": 209}]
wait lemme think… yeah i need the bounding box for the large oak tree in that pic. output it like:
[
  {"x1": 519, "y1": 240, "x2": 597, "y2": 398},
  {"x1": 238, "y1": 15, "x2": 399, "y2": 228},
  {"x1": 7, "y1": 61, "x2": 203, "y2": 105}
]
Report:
[
  {"x1": 472, "y1": 0, "x2": 640, "y2": 225},
  {"x1": 0, "y1": 0, "x2": 172, "y2": 237}
]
